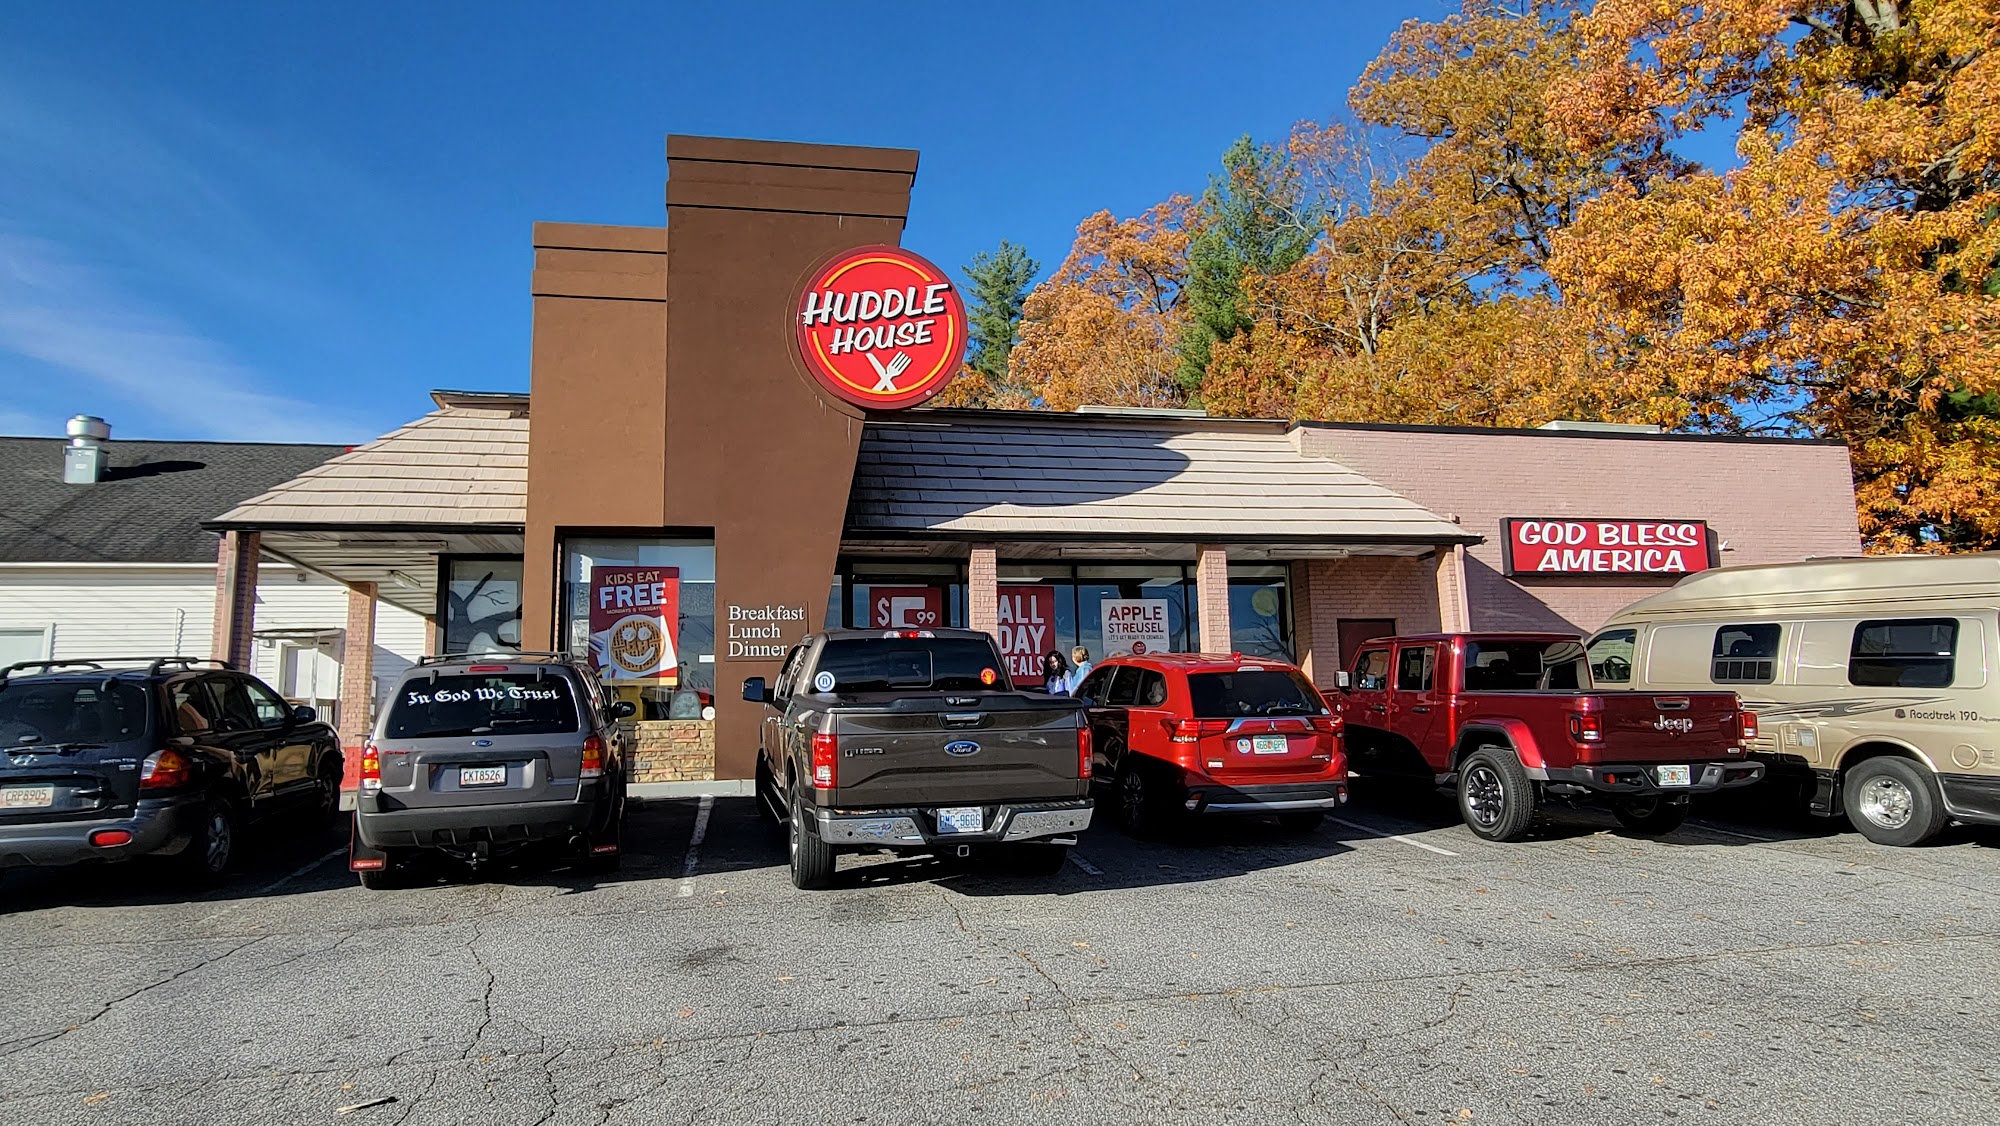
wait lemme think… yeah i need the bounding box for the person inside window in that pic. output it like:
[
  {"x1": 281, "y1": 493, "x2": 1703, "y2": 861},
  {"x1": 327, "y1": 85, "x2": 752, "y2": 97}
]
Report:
[
  {"x1": 1066, "y1": 647, "x2": 1094, "y2": 695},
  {"x1": 1041, "y1": 651, "x2": 1069, "y2": 695}
]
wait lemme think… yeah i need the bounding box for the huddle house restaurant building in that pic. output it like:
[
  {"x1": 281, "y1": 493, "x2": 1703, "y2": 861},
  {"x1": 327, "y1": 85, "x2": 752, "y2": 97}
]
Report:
[{"x1": 204, "y1": 135, "x2": 1865, "y2": 785}]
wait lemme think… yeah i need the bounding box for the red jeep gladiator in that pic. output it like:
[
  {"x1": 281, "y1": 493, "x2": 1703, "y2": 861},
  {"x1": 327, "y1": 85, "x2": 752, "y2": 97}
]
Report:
[{"x1": 1341, "y1": 632, "x2": 1762, "y2": 840}]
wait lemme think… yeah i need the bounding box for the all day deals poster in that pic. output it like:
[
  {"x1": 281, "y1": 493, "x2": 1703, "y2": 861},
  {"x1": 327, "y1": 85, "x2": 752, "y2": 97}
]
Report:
[{"x1": 589, "y1": 566, "x2": 679, "y2": 683}]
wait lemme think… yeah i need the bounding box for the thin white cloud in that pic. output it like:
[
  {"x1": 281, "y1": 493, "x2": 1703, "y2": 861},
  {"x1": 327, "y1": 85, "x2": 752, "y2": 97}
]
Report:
[{"x1": 0, "y1": 232, "x2": 370, "y2": 443}]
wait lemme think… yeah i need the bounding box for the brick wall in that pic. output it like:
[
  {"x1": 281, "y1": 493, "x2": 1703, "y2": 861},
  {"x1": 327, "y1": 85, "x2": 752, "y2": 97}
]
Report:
[
  {"x1": 1195, "y1": 545, "x2": 1231, "y2": 652},
  {"x1": 1295, "y1": 556, "x2": 1443, "y2": 688},
  {"x1": 1296, "y1": 426, "x2": 1861, "y2": 634},
  {"x1": 626, "y1": 719, "x2": 715, "y2": 782}
]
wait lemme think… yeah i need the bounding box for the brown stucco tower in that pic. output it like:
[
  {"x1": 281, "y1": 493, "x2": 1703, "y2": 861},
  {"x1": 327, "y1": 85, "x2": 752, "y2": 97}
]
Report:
[{"x1": 524, "y1": 136, "x2": 919, "y2": 780}]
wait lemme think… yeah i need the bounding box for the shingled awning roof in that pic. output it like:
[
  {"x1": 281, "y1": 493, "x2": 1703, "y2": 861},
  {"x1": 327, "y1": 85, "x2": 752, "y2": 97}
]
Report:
[{"x1": 846, "y1": 413, "x2": 1477, "y2": 549}]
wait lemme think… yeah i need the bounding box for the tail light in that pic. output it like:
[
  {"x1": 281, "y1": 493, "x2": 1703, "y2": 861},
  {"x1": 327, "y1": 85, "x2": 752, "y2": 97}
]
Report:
[
  {"x1": 359, "y1": 739, "x2": 382, "y2": 793},
  {"x1": 139, "y1": 748, "x2": 191, "y2": 791},
  {"x1": 1739, "y1": 710, "x2": 1759, "y2": 741},
  {"x1": 580, "y1": 735, "x2": 604, "y2": 780},
  {"x1": 1077, "y1": 724, "x2": 1092, "y2": 780},
  {"x1": 811, "y1": 731, "x2": 837, "y2": 789},
  {"x1": 1169, "y1": 719, "x2": 1230, "y2": 743},
  {"x1": 1309, "y1": 713, "x2": 1343, "y2": 735},
  {"x1": 1568, "y1": 713, "x2": 1604, "y2": 743}
]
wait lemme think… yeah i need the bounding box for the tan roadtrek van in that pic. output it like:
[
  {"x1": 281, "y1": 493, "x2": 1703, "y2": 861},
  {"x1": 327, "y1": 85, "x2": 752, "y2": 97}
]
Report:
[{"x1": 1587, "y1": 554, "x2": 2000, "y2": 846}]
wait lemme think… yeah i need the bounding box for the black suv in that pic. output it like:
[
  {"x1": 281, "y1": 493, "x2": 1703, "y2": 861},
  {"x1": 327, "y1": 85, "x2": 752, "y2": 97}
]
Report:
[
  {"x1": 0, "y1": 657, "x2": 343, "y2": 884},
  {"x1": 350, "y1": 653, "x2": 632, "y2": 889}
]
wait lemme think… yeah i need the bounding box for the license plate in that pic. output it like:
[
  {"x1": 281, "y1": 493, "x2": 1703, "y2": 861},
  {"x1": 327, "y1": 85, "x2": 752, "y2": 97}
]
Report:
[
  {"x1": 0, "y1": 785, "x2": 54, "y2": 809},
  {"x1": 1656, "y1": 765, "x2": 1692, "y2": 787},
  {"x1": 459, "y1": 766, "x2": 507, "y2": 787},
  {"x1": 1251, "y1": 735, "x2": 1289, "y2": 755},
  {"x1": 935, "y1": 806, "x2": 984, "y2": 834}
]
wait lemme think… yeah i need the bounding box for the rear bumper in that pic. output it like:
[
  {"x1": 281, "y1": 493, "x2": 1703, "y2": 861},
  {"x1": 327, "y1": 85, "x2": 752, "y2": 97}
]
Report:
[
  {"x1": 0, "y1": 795, "x2": 203, "y2": 869},
  {"x1": 813, "y1": 798, "x2": 1093, "y2": 848},
  {"x1": 1184, "y1": 780, "x2": 1349, "y2": 815},
  {"x1": 1940, "y1": 773, "x2": 2000, "y2": 826},
  {"x1": 354, "y1": 793, "x2": 610, "y2": 851},
  {"x1": 1543, "y1": 760, "x2": 1765, "y2": 797}
]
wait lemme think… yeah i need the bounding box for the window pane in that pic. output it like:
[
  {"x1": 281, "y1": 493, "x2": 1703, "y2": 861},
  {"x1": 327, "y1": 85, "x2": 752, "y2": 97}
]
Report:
[
  {"x1": 1105, "y1": 666, "x2": 1143, "y2": 706},
  {"x1": 245, "y1": 681, "x2": 291, "y2": 727},
  {"x1": 1228, "y1": 575, "x2": 1291, "y2": 662},
  {"x1": 1396, "y1": 647, "x2": 1434, "y2": 691},
  {"x1": 1354, "y1": 649, "x2": 1391, "y2": 690},
  {"x1": 386, "y1": 674, "x2": 578, "y2": 738},
  {"x1": 444, "y1": 558, "x2": 523, "y2": 655},
  {"x1": 1850, "y1": 619, "x2": 1958, "y2": 688},
  {"x1": 1079, "y1": 575, "x2": 1189, "y2": 657},
  {"x1": 1711, "y1": 623, "x2": 1781, "y2": 684},
  {"x1": 562, "y1": 538, "x2": 717, "y2": 718},
  {"x1": 0, "y1": 680, "x2": 149, "y2": 743},
  {"x1": 1186, "y1": 669, "x2": 1322, "y2": 718},
  {"x1": 1462, "y1": 641, "x2": 1550, "y2": 691},
  {"x1": 1588, "y1": 630, "x2": 1637, "y2": 684}
]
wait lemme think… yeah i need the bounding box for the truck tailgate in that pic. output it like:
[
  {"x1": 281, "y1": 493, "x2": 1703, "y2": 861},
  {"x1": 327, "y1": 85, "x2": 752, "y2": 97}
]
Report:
[
  {"x1": 829, "y1": 693, "x2": 1085, "y2": 806},
  {"x1": 1592, "y1": 693, "x2": 1743, "y2": 762}
]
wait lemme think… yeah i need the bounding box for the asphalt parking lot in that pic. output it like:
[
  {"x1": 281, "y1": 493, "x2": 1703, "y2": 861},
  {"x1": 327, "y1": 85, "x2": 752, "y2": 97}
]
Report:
[{"x1": 3, "y1": 785, "x2": 1997, "y2": 1126}]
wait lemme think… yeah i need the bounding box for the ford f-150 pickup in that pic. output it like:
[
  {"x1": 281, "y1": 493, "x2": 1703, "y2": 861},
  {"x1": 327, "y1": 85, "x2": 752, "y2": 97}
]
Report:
[
  {"x1": 1341, "y1": 632, "x2": 1762, "y2": 840},
  {"x1": 744, "y1": 628, "x2": 1092, "y2": 889}
]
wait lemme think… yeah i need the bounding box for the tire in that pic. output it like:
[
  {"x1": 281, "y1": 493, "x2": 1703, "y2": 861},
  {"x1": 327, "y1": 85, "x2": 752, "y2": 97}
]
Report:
[
  {"x1": 313, "y1": 765, "x2": 343, "y2": 834},
  {"x1": 1276, "y1": 810, "x2": 1326, "y2": 834},
  {"x1": 755, "y1": 756, "x2": 783, "y2": 828},
  {"x1": 173, "y1": 795, "x2": 241, "y2": 887},
  {"x1": 1843, "y1": 756, "x2": 1948, "y2": 847},
  {"x1": 1456, "y1": 747, "x2": 1536, "y2": 842},
  {"x1": 787, "y1": 786, "x2": 836, "y2": 890},
  {"x1": 358, "y1": 863, "x2": 401, "y2": 891},
  {"x1": 1611, "y1": 797, "x2": 1689, "y2": 835},
  {"x1": 998, "y1": 842, "x2": 1070, "y2": 877},
  {"x1": 1114, "y1": 762, "x2": 1178, "y2": 839}
]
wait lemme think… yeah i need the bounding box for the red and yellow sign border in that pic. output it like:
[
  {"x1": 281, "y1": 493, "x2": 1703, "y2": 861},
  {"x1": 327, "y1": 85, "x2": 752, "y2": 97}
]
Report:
[{"x1": 794, "y1": 245, "x2": 966, "y2": 411}]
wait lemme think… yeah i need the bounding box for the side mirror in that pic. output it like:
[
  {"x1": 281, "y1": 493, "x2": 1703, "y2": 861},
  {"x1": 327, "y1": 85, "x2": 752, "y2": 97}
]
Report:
[
  {"x1": 608, "y1": 700, "x2": 637, "y2": 719},
  {"x1": 290, "y1": 704, "x2": 318, "y2": 724},
  {"x1": 742, "y1": 677, "x2": 770, "y2": 704},
  {"x1": 1336, "y1": 671, "x2": 1351, "y2": 691}
]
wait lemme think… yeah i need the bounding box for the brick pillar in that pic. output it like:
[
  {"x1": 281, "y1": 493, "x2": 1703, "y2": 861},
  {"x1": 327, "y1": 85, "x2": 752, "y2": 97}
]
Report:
[
  {"x1": 1291, "y1": 561, "x2": 1317, "y2": 682},
  {"x1": 210, "y1": 530, "x2": 260, "y2": 668},
  {"x1": 967, "y1": 545, "x2": 998, "y2": 639},
  {"x1": 339, "y1": 583, "x2": 378, "y2": 748},
  {"x1": 1434, "y1": 545, "x2": 1471, "y2": 633},
  {"x1": 423, "y1": 616, "x2": 441, "y2": 658},
  {"x1": 1195, "y1": 544, "x2": 1231, "y2": 653}
]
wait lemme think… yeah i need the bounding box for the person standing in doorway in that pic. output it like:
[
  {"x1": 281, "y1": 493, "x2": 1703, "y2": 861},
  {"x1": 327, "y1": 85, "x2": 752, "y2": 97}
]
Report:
[
  {"x1": 1066, "y1": 646, "x2": 1094, "y2": 695},
  {"x1": 1041, "y1": 650, "x2": 1069, "y2": 695}
]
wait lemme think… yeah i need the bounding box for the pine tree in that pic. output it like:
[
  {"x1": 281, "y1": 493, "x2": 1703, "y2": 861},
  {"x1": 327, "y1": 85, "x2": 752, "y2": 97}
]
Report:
[
  {"x1": 963, "y1": 241, "x2": 1040, "y2": 385},
  {"x1": 1174, "y1": 136, "x2": 1320, "y2": 400}
]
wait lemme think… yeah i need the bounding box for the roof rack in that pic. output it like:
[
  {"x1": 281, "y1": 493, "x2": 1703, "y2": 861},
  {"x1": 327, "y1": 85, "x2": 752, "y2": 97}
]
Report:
[
  {"x1": 0, "y1": 656, "x2": 233, "y2": 684},
  {"x1": 415, "y1": 651, "x2": 575, "y2": 666}
]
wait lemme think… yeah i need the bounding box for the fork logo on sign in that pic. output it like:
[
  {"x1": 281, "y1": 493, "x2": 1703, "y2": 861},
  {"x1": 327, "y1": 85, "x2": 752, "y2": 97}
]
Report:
[{"x1": 795, "y1": 245, "x2": 967, "y2": 410}]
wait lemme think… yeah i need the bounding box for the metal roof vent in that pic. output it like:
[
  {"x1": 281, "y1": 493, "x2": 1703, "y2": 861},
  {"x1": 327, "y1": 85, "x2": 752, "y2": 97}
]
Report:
[{"x1": 62, "y1": 415, "x2": 110, "y2": 484}]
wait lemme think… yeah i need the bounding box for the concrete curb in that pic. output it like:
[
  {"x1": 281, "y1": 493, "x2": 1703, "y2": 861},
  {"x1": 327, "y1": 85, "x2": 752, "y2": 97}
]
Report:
[{"x1": 630, "y1": 779, "x2": 754, "y2": 800}]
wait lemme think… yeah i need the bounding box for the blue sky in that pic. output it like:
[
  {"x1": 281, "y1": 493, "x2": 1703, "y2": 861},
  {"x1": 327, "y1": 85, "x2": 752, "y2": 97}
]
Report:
[{"x1": 0, "y1": 1, "x2": 1441, "y2": 443}]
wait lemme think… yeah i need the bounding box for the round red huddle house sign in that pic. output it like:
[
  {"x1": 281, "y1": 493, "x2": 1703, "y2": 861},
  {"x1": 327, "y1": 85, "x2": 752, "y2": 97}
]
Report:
[{"x1": 796, "y1": 245, "x2": 967, "y2": 410}]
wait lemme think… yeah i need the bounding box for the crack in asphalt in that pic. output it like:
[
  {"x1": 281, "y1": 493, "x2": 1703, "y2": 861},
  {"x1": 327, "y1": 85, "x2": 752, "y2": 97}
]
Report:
[{"x1": 0, "y1": 936, "x2": 267, "y2": 1061}]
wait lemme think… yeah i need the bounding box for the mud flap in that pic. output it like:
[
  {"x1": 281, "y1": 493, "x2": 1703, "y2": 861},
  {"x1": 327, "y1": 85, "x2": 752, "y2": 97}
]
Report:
[
  {"x1": 1808, "y1": 769, "x2": 1842, "y2": 817},
  {"x1": 347, "y1": 815, "x2": 390, "y2": 871}
]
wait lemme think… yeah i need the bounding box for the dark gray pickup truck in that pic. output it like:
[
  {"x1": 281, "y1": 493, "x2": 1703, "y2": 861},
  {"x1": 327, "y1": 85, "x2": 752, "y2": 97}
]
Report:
[{"x1": 744, "y1": 628, "x2": 1093, "y2": 889}]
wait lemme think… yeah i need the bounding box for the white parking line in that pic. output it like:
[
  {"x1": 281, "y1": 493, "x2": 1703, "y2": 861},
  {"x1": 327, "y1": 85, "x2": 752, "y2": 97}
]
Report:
[
  {"x1": 1689, "y1": 821, "x2": 1782, "y2": 843},
  {"x1": 256, "y1": 847, "x2": 347, "y2": 896},
  {"x1": 1068, "y1": 851, "x2": 1104, "y2": 876},
  {"x1": 1328, "y1": 816, "x2": 1460, "y2": 857},
  {"x1": 676, "y1": 795, "x2": 714, "y2": 898}
]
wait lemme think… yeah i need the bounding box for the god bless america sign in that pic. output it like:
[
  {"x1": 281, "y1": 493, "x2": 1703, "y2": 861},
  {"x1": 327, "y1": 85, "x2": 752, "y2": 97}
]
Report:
[
  {"x1": 795, "y1": 245, "x2": 967, "y2": 410},
  {"x1": 1503, "y1": 519, "x2": 1716, "y2": 576}
]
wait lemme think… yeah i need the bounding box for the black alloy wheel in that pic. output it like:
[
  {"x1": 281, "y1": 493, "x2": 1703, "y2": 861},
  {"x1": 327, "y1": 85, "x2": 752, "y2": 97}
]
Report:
[{"x1": 1456, "y1": 748, "x2": 1535, "y2": 842}]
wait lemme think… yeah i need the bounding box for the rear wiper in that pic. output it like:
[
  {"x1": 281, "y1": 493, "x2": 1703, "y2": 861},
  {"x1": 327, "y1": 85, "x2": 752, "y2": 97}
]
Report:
[{"x1": 9, "y1": 742, "x2": 105, "y2": 756}]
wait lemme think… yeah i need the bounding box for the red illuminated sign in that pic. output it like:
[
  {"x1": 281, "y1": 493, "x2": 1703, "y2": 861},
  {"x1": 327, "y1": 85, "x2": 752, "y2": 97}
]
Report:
[
  {"x1": 1504, "y1": 519, "x2": 1715, "y2": 576},
  {"x1": 868, "y1": 586, "x2": 944, "y2": 629},
  {"x1": 996, "y1": 585, "x2": 1056, "y2": 681},
  {"x1": 796, "y1": 245, "x2": 966, "y2": 410}
]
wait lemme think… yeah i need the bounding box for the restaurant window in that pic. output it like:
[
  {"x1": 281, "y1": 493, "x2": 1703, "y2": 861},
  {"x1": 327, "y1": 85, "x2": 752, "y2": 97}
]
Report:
[
  {"x1": 1711, "y1": 623, "x2": 1780, "y2": 684},
  {"x1": 843, "y1": 561, "x2": 963, "y2": 632},
  {"x1": 1228, "y1": 564, "x2": 1292, "y2": 662},
  {"x1": 1077, "y1": 565, "x2": 1192, "y2": 659},
  {"x1": 442, "y1": 557, "x2": 523, "y2": 655},
  {"x1": 561, "y1": 537, "x2": 716, "y2": 720},
  {"x1": 1850, "y1": 618, "x2": 1958, "y2": 688}
]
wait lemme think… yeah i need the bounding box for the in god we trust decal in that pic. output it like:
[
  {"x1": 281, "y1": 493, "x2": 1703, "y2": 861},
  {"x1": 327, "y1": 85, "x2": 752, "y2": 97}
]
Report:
[{"x1": 796, "y1": 245, "x2": 967, "y2": 410}]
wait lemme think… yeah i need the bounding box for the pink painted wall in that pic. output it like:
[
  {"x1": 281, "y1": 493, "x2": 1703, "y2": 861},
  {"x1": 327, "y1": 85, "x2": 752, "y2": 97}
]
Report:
[{"x1": 1296, "y1": 425, "x2": 1861, "y2": 635}]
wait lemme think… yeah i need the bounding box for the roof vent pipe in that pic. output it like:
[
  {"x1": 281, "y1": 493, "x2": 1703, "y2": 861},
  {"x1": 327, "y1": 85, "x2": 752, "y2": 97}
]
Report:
[{"x1": 63, "y1": 415, "x2": 111, "y2": 484}]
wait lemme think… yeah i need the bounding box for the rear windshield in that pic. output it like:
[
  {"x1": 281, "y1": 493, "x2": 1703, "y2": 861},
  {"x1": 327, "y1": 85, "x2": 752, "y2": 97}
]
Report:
[
  {"x1": 1186, "y1": 669, "x2": 1324, "y2": 718},
  {"x1": 385, "y1": 673, "x2": 578, "y2": 738},
  {"x1": 1461, "y1": 642, "x2": 1553, "y2": 691},
  {"x1": 0, "y1": 679, "x2": 151, "y2": 746},
  {"x1": 810, "y1": 639, "x2": 1008, "y2": 693}
]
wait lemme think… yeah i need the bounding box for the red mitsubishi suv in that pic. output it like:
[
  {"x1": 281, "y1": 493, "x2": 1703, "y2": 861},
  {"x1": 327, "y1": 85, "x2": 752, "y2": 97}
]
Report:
[{"x1": 1074, "y1": 654, "x2": 1348, "y2": 837}]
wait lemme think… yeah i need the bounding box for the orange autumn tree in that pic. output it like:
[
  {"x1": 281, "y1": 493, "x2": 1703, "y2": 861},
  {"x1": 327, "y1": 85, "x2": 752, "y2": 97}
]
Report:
[
  {"x1": 1550, "y1": 0, "x2": 2000, "y2": 550},
  {"x1": 1008, "y1": 199, "x2": 1197, "y2": 411}
]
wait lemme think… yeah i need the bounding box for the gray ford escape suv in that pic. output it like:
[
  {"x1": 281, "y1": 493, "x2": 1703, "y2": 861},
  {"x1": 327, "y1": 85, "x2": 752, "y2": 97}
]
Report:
[{"x1": 350, "y1": 653, "x2": 632, "y2": 889}]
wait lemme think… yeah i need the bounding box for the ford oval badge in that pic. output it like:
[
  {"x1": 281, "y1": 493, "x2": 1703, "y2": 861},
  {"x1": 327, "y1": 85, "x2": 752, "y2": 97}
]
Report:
[
  {"x1": 472, "y1": 739, "x2": 493, "y2": 747},
  {"x1": 944, "y1": 740, "x2": 980, "y2": 757}
]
